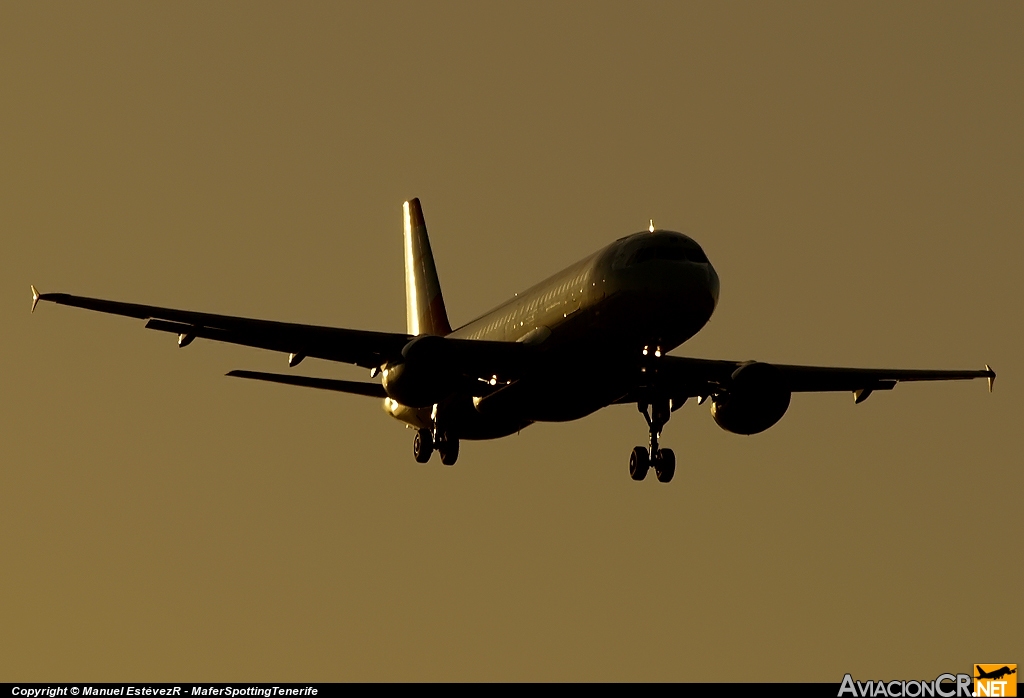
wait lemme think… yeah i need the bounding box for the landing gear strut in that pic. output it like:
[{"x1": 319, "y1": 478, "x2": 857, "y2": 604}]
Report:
[{"x1": 631, "y1": 398, "x2": 675, "y2": 482}]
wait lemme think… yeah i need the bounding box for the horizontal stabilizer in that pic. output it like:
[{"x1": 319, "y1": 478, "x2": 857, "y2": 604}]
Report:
[{"x1": 226, "y1": 370, "x2": 387, "y2": 398}]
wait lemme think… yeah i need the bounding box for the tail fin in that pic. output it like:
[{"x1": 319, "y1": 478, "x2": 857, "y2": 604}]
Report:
[{"x1": 403, "y1": 198, "x2": 453, "y2": 336}]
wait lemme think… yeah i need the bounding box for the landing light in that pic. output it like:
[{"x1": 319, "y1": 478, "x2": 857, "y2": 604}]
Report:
[{"x1": 654, "y1": 348, "x2": 662, "y2": 358}]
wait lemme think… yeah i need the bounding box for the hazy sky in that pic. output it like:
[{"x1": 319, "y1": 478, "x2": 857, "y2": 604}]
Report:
[{"x1": 2, "y1": 2, "x2": 1021, "y2": 681}]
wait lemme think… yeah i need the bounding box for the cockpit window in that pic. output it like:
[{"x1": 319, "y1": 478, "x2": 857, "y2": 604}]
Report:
[{"x1": 630, "y1": 242, "x2": 708, "y2": 265}]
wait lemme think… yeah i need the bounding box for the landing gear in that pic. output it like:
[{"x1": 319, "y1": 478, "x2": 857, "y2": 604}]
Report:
[
  {"x1": 416, "y1": 403, "x2": 459, "y2": 465},
  {"x1": 437, "y1": 437, "x2": 460, "y2": 466},
  {"x1": 630, "y1": 398, "x2": 676, "y2": 483},
  {"x1": 413, "y1": 428, "x2": 433, "y2": 463},
  {"x1": 629, "y1": 446, "x2": 649, "y2": 480},
  {"x1": 654, "y1": 448, "x2": 675, "y2": 483},
  {"x1": 412, "y1": 425, "x2": 459, "y2": 466},
  {"x1": 629, "y1": 446, "x2": 675, "y2": 482}
]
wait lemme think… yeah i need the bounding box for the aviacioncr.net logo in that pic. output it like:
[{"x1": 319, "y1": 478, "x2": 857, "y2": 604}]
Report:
[
  {"x1": 839, "y1": 673, "x2": 973, "y2": 697},
  {"x1": 974, "y1": 665, "x2": 1017, "y2": 698}
]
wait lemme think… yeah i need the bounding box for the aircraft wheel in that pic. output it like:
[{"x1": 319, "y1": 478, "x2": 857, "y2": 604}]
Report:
[
  {"x1": 413, "y1": 429, "x2": 433, "y2": 463},
  {"x1": 438, "y1": 437, "x2": 459, "y2": 466},
  {"x1": 655, "y1": 448, "x2": 675, "y2": 483},
  {"x1": 629, "y1": 446, "x2": 649, "y2": 481}
]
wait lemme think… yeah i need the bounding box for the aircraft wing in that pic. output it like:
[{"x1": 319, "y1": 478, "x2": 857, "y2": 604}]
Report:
[
  {"x1": 33, "y1": 289, "x2": 411, "y2": 368},
  {"x1": 639, "y1": 355, "x2": 995, "y2": 403},
  {"x1": 765, "y1": 362, "x2": 994, "y2": 392},
  {"x1": 31, "y1": 288, "x2": 535, "y2": 376}
]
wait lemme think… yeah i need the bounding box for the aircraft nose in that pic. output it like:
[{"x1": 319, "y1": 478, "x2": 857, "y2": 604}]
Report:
[
  {"x1": 668, "y1": 260, "x2": 717, "y2": 314},
  {"x1": 688, "y1": 262, "x2": 717, "y2": 319},
  {"x1": 609, "y1": 258, "x2": 717, "y2": 319},
  {"x1": 707, "y1": 261, "x2": 720, "y2": 309}
]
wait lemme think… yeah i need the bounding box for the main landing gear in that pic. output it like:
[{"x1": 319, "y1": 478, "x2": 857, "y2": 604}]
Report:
[
  {"x1": 630, "y1": 398, "x2": 675, "y2": 483},
  {"x1": 413, "y1": 427, "x2": 459, "y2": 466}
]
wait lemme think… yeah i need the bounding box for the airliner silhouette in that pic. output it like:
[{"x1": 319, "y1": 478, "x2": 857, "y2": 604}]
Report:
[
  {"x1": 31, "y1": 199, "x2": 995, "y2": 481},
  {"x1": 976, "y1": 666, "x2": 1016, "y2": 681}
]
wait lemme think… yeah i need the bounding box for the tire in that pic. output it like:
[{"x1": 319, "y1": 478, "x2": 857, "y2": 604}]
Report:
[
  {"x1": 629, "y1": 446, "x2": 649, "y2": 481},
  {"x1": 438, "y1": 438, "x2": 459, "y2": 466},
  {"x1": 655, "y1": 448, "x2": 675, "y2": 483},
  {"x1": 413, "y1": 429, "x2": 433, "y2": 463}
]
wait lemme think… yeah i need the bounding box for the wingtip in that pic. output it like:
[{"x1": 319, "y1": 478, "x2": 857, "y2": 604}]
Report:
[
  {"x1": 985, "y1": 364, "x2": 995, "y2": 392},
  {"x1": 30, "y1": 285, "x2": 39, "y2": 313}
]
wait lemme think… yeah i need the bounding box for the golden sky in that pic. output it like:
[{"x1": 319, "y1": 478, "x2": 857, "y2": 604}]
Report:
[{"x1": 2, "y1": 1, "x2": 1021, "y2": 681}]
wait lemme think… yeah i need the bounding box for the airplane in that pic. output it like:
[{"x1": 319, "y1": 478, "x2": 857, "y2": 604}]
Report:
[
  {"x1": 31, "y1": 198, "x2": 995, "y2": 482},
  {"x1": 975, "y1": 666, "x2": 1016, "y2": 681}
]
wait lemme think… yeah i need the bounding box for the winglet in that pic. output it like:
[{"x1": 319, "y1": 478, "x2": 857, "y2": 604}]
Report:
[
  {"x1": 30, "y1": 285, "x2": 40, "y2": 313},
  {"x1": 986, "y1": 364, "x2": 995, "y2": 392}
]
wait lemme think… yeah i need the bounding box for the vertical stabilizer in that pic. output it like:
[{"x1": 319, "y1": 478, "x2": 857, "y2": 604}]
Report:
[{"x1": 403, "y1": 198, "x2": 453, "y2": 336}]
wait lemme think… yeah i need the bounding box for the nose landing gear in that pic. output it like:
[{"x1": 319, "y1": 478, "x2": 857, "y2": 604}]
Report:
[
  {"x1": 631, "y1": 398, "x2": 676, "y2": 482},
  {"x1": 654, "y1": 448, "x2": 675, "y2": 483},
  {"x1": 629, "y1": 446, "x2": 649, "y2": 480}
]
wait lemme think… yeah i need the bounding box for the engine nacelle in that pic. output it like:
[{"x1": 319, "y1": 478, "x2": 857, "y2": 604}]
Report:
[
  {"x1": 381, "y1": 335, "x2": 458, "y2": 408},
  {"x1": 711, "y1": 362, "x2": 791, "y2": 435}
]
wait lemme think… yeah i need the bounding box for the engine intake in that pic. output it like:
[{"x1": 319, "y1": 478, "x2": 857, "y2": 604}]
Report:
[{"x1": 711, "y1": 362, "x2": 791, "y2": 435}]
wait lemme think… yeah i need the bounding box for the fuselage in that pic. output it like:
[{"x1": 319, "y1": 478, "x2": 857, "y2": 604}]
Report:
[{"x1": 384, "y1": 230, "x2": 720, "y2": 439}]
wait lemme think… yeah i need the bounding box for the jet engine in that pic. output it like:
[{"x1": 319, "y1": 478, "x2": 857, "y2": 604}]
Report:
[
  {"x1": 710, "y1": 362, "x2": 791, "y2": 435},
  {"x1": 381, "y1": 335, "x2": 458, "y2": 408}
]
